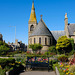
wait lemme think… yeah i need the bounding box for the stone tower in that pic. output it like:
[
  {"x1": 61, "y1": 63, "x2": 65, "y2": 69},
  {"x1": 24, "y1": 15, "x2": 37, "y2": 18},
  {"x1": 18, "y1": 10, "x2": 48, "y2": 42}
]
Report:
[
  {"x1": 28, "y1": 1, "x2": 37, "y2": 45},
  {"x1": 64, "y1": 13, "x2": 69, "y2": 38}
]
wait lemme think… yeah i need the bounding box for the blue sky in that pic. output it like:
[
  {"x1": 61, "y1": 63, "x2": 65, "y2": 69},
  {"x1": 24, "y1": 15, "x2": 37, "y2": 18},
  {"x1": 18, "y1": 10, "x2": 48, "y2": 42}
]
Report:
[{"x1": 0, "y1": 0, "x2": 75, "y2": 45}]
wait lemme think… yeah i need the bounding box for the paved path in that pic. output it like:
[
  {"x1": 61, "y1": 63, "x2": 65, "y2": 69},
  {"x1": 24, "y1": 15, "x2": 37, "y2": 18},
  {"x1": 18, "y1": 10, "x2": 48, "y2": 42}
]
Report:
[{"x1": 19, "y1": 71, "x2": 56, "y2": 75}]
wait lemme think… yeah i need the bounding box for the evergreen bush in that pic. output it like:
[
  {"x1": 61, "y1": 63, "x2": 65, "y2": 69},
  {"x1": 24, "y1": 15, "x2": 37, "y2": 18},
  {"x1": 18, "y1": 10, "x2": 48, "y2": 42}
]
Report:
[
  {"x1": 0, "y1": 58, "x2": 15, "y2": 66},
  {"x1": 58, "y1": 55, "x2": 68, "y2": 62}
]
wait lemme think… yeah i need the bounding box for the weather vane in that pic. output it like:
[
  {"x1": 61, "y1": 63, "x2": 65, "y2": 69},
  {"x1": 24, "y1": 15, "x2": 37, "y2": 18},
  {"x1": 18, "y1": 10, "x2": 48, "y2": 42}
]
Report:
[{"x1": 32, "y1": 0, "x2": 34, "y2": 2}]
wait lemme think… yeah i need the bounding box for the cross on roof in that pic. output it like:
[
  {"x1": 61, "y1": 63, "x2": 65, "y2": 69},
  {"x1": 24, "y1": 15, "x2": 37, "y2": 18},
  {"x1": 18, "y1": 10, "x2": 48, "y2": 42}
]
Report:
[{"x1": 40, "y1": 15, "x2": 43, "y2": 19}]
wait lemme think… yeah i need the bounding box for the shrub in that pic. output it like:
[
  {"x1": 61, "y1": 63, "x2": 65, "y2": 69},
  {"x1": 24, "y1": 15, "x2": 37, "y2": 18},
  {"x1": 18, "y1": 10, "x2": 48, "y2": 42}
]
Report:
[
  {"x1": 0, "y1": 41, "x2": 10, "y2": 56},
  {"x1": 52, "y1": 59, "x2": 58, "y2": 64},
  {"x1": 69, "y1": 65, "x2": 75, "y2": 73},
  {"x1": 26, "y1": 51, "x2": 30, "y2": 54},
  {"x1": 69, "y1": 58, "x2": 75, "y2": 65},
  {"x1": 4, "y1": 66, "x2": 10, "y2": 71},
  {"x1": 0, "y1": 58, "x2": 8, "y2": 65},
  {"x1": 7, "y1": 58, "x2": 15, "y2": 63},
  {"x1": 58, "y1": 55, "x2": 68, "y2": 62},
  {"x1": 48, "y1": 46, "x2": 57, "y2": 54},
  {"x1": 69, "y1": 38, "x2": 74, "y2": 50},
  {"x1": 44, "y1": 51, "x2": 50, "y2": 56},
  {"x1": 0, "y1": 68, "x2": 6, "y2": 75},
  {"x1": 29, "y1": 44, "x2": 43, "y2": 53},
  {"x1": 53, "y1": 63, "x2": 59, "y2": 71},
  {"x1": 56, "y1": 36, "x2": 72, "y2": 54},
  {"x1": 16, "y1": 57, "x2": 22, "y2": 62},
  {"x1": 50, "y1": 52, "x2": 56, "y2": 56},
  {"x1": 0, "y1": 58, "x2": 15, "y2": 67}
]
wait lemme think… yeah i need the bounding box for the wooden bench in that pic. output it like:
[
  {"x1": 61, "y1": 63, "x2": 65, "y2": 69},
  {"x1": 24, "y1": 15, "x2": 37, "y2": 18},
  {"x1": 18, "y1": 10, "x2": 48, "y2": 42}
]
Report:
[{"x1": 26, "y1": 62, "x2": 50, "y2": 71}]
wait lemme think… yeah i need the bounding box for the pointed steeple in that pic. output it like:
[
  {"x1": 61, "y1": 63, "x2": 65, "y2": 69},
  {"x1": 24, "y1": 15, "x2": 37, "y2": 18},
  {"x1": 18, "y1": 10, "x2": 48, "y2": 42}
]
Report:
[
  {"x1": 29, "y1": 1, "x2": 37, "y2": 23},
  {"x1": 32, "y1": 0, "x2": 34, "y2": 10}
]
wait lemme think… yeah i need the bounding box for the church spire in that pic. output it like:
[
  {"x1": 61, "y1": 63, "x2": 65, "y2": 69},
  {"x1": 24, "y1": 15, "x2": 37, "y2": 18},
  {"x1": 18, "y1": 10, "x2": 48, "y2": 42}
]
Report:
[
  {"x1": 29, "y1": 1, "x2": 37, "y2": 23},
  {"x1": 32, "y1": 0, "x2": 34, "y2": 10}
]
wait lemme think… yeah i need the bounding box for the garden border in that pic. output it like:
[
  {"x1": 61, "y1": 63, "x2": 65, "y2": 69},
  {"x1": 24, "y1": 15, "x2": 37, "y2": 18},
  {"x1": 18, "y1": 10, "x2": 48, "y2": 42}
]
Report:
[{"x1": 55, "y1": 67, "x2": 60, "y2": 75}]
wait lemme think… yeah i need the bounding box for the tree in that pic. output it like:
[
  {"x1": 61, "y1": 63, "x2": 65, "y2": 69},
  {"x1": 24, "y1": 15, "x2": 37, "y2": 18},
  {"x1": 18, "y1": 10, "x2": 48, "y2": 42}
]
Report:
[
  {"x1": 0, "y1": 41, "x2": 10, "y2": 55},
  {"x1": 48, "y1": 46, "x2": 57, "y2": 54},
  {"x1": 0, "y1": 41, "x2": 3, "y2": 45},
  {"x1": 69, "y1": 38, "x2": 74, "y2": 50},
  {"x1": 29, "y1": 43, "x2": 43, "y2": 53},
  {"x1": 56, "y1": 36, "x2": 71, "y2": 54}
]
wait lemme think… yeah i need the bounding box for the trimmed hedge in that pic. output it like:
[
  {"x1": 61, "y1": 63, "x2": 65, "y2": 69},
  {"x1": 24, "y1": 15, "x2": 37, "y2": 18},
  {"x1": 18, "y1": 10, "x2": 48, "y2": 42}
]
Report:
[{"x1": 0, "y1": 58, "x2": 15, "y2": 65}]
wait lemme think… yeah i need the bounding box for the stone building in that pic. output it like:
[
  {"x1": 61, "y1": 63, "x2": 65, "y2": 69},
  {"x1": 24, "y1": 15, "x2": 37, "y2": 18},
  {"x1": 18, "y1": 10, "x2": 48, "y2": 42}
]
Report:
[
  {"x1": 28, "y1": 1, "x2": 75, "y2": 51},
  {"x1": 28, "y1": 2, "x2": 53, "y2": 51},
  {"x1": 8, "y1": 39, "x2": 26, "y2": 51},
  {"x1": 64, "y1": 13, "x2": 75, "y2": 43}
]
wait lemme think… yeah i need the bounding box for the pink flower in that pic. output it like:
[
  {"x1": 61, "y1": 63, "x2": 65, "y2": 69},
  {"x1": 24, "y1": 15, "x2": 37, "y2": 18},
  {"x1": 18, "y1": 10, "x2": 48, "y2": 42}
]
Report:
[
  {"x1": 38, "y1": 59, "x2": 40, "y2": 61},
  {"x1": 60, "y1": 62, "x2": 62, "y2": 64},
  {"x1": 29, "y1": 59, "x2": 30, "y2": 61},
  {"x1": 43, "y1": 59, "x2": 45, "y2": 60},
  {"x1": 46, "y1": 59, "x2": 48, "y2": 61},
  {"x1": 32, "y1": 59, "x2": 35, "y2": 61}
]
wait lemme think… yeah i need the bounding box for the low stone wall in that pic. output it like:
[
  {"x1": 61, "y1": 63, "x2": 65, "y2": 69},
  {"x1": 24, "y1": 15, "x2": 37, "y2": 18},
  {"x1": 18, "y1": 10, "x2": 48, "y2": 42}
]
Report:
[
  {"x1": 6, "y1": 65, "x2": 24, "y2": 75},
  {"x1": 0, "y1": 57, "x2": 9, "y2": 58},
  {"x1": 6, "y1": 70, "x2": 14, "y2": 75},
  {"x1": 55, "y1": 67, "x2": 60, "y2": 75},
  {"x1": 6, "y1": 69, "x2": 19, "y2": 75},
  {"x1": 6, "y1": 68, "x2": 21, "y2": 75}
]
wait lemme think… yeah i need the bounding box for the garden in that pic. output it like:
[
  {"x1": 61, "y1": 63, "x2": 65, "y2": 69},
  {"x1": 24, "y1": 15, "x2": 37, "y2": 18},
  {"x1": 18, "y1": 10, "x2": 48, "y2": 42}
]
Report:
[{"x1": 0, "y1": 36, "x2": 75, "y2": 75}]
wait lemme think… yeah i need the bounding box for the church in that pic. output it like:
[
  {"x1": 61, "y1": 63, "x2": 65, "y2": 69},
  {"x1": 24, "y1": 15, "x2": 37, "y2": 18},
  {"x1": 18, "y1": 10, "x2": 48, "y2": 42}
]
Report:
[{"x1": 28, "y1": 1, "x2": 75, "y2": 51}]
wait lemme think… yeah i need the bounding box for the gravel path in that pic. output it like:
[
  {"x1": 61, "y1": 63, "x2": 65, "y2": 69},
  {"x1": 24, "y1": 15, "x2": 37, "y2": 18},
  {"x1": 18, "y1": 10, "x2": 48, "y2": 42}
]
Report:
[{"x1": 19, "y1": 71, "x2": 56, "y2": 75}]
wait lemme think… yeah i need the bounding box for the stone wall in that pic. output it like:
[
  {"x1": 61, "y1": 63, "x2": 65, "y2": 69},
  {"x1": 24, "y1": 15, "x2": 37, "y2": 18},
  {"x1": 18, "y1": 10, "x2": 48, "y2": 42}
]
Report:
[
  {"x1": 71, "y1": 36, "x2": 75, "y2": 43},
  {"x1": 28, "y1": 35, "x2": 52, "y2": 51}
]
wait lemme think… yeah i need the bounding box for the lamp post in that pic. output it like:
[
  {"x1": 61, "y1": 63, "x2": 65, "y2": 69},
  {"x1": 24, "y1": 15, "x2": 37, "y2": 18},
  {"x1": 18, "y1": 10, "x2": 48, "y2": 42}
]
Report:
[
  {"x1": 47, "y1": 50, "x2": 49, "y2": 63},
  {"x1": 47, "y1": 50, "x2": 49, "y2": 71},
  {"x1": 9, "y1": 26, "x2": 16, "y2": 41}
]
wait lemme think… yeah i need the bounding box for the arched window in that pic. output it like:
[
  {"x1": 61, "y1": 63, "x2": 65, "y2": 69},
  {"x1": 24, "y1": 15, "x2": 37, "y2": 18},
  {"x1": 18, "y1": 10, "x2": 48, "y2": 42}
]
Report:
[
  {"x1": 30, "y1": 25, "x2": 34, "y2": 31},
  {"x1": 45, "y1": 38, "x2": 47, "y2": 45},
  {"x1": 39, "y1": 37, "x2": 41, "y2": 44},
  {"x1": 34, "y1": 38, "x2": 36, "y2": 44}
]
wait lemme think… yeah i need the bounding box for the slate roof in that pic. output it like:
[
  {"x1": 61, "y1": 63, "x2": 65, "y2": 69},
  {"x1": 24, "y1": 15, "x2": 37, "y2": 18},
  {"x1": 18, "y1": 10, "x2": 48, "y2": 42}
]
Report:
[
  {"x1": 68, "y1": 23, "x2": 75, "y2": 35},
  {"x1": 51, "y1": 31, "x2": 65, "y2": 41},
  {"x1": 30, "y1": 18, "x2": 52, "y2": 36}
]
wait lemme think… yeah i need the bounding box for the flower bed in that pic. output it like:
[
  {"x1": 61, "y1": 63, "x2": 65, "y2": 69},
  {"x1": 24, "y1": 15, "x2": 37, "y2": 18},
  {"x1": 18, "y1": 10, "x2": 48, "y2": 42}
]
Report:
[
  {"x1": 26, "y1": 57, "x2": 48, "y2": 64},
  {"x1": 53, "y1": 62, "x2": 75, "y2": 75},
  {"x1": 52, "y1": 54, "x2": 75, "y2": 75}
]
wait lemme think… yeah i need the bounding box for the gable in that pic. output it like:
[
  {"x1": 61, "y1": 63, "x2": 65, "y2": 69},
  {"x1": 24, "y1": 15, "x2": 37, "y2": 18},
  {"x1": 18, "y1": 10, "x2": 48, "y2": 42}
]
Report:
[{"x1": 68, "y1": 24, "x2": 75, "y2": 36}]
